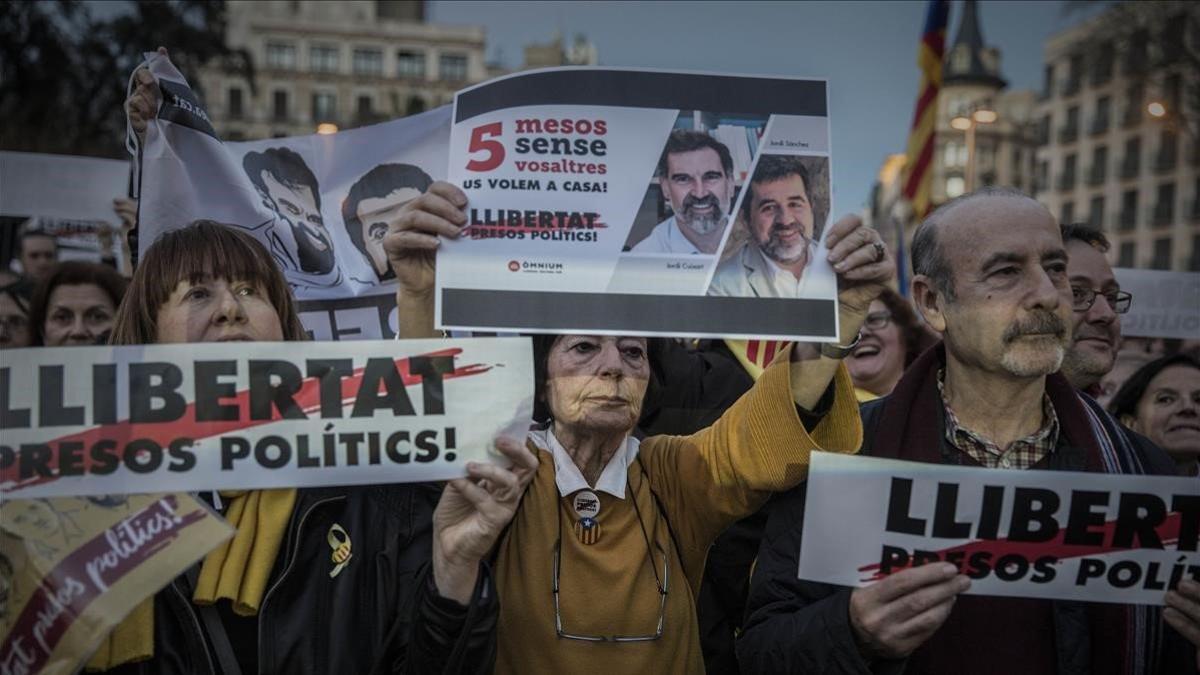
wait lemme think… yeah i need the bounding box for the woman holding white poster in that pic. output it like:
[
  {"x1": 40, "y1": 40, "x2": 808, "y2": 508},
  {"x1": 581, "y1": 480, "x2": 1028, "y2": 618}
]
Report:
[
  {"x1": 88, "y1": 219, "x2": 534, "y2": 673},
  {"x1": 386, "y1": 180, "x2": 892, "y2": 673}
]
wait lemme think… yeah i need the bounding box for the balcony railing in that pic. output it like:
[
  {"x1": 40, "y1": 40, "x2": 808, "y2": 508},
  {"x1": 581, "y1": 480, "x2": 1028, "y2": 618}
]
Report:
[
  {"x1": 1061, "y1": 77, "x2": 1082, "y2": 97},
  {"x1": 1058, "y1": 125, "x2": 1079, "y2": 144},
  {"x1": 1056, "y1": 172, "x2": 1077, "y2": 192},
  {"x1": 1089, "y1": 115, "x2": 1110, "y2": 136},
  {"x1": 1190, "y1": 199, "x2": 1200, "y2": 223},
  {"x1": 1121, "y1": 105, "x2": 1141, "y2": 128},
  {"x1": 1086, "y1": 163, "x2": 1107, "y2": 186}
]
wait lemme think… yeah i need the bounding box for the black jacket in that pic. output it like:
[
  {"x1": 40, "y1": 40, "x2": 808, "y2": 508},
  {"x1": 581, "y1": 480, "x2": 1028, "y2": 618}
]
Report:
[
  {"x1": 737, "y1": 396, "x2": 1196, "y2": 675},
  {"x1": 109, "y1": 483, "x2": 497, "y2": 675}
]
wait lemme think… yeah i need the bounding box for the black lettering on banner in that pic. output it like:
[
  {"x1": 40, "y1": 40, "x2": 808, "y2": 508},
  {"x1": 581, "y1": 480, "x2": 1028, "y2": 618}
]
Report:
[
  {"x1": 93, "y1": 363, "x2": 117, "y2": 424},
  {"x1": 386, "y1": 430, "x2": 412, "y2": 463},
  {"x1": 966, "y1": 551, "x2": 993, "y2": 579},
  {"x1": 1174, "y1": 495, "x2": 1200, "y2": 552},
  {"x1": 130, "y1": 362, "x2": 186, "y2": 423},
  {"x1": 1063, "y1": 490, "x2": 1109, "y2": 546},
  {"x1": 352, "y1": 358, "x2": 415, "y2": 418},
  {"x1": 1112, "y1": 492, "x2": 1165, "y2": 549},
  {"x1": 0, "y1": 445, "x2": 13, "y2": 472},
  {"x1": 221, "y1": 436, "x2": 251, "y2": 470},
  {"x1": 976, "y1": 485, "x2": 1004, "y2": 539},
  {"x1": 1076, "y1": 558, "x2": 1106, "y2": 585},
  {"x1": 19, "y1": 444, "x2": 51, "y2": 479},
  {"x1": 884, "y1": 477, "x2": 926, "y2": 536},
  {"x1": 0, "y1": 368, "x2": 32, "y2": 428},
  {"x1": 195, "y1": 361, "x2": 239, "y2": 421},
  {"x1": 123, "y1": 438, "x2": 163, "y2": 474},
  {"x1": 932, "y1": 482, "x2": 972, "y2": 538},
  {"x1": 878, "y1": 545, "x2": 910, "y2": 575},
  {"x1": 250, "y1": 360, "x2": 306, "y2": 420},
  {"x1": 408, "y1": 356, "x2": 454, "y2": 415},
  {"x1": 168, "y1": 438, "x2": 197, "y2": 472},
  {"x1": 1107, "y1": 560, "x2": 1142, "y2": 588},
  {"x1": 298, "y1": 435, "x2": 320, "y2": 468},
  {"x1": 39, "y1": 365, "x2": 85, "y2": 427},
  {"x1": 1007, "y1": 488, "x2": 1059, "y2": 543},
  {"x1": 341, "y1": 432, "x2": 364, "y2": 465},
  {"x1": 993, "y1": 554, "x2": 1030, "y2": 582},
  {"x1": 58, "y1": 441, "x2": 85, "y2": 476},
  {"x1": 307, "y1": 359, "x2": 354, "y2": 418},
  {"x1": 255, "y1": 436, "x2": 291, "y2": 469},
  {"x1": 89, "y1": 440, "x2": 120, "y2": 475},
  {"x1": 415, "y1": 429, "x2": 440, "y2": 462},
  {"x1": 1030, "y1": 556, "x2": 1058, "y2": 583}
]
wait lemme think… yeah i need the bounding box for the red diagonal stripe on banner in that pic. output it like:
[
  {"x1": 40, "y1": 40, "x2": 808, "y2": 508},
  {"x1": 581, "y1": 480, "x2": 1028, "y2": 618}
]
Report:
[
  {"x1": 856, "y1": 512, "x2": 1184, "y2": 582},
  {"x1": 903, "y1": 130, "x2": 937, "y2": 198},
  {"x1": 2, "y1": 348, "x2": 491, "y2": 492},
  {"x1": 906, "y1": 82, "x2": 939, "y2": 130},
  {"x1": 746, "y1": 340, "x2": 761, "y2": 365}
]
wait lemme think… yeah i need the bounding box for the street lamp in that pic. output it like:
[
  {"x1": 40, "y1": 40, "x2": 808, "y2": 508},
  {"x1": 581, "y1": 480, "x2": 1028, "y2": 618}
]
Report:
[
  {"x1": 1147, "y1": 101, "x2": 1167, "y2": 118},
  {"x1": 950, "y1": 104, "x2": 997, "y2": 192},
  {"x1": 316, "y1": 122, "x2": 338, "y2": 135}
]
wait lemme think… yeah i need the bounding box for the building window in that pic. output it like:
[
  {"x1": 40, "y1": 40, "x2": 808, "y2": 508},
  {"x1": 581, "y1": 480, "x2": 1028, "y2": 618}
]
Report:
[
  {"x1": 1058, "y1": 154, "x2": 1077, "y2": 191},
  {"x1": 1151, "y1": 238, "x2": 1171, "y2": 270},
  {"x1": 311, "y1": 45, "x2": 339, "y2": 73},
  {"x1": 397, "y1": 50, "x2": 426, "y2": 79},
  {"x1": 1119, "y1": 189, "x2": 1138, "y2": 230},
  {"x1": 1041, "y1": 64, "x2": 1055, "y2": 99},
  {"x1": 312, "y1": 91, "x2": 336, "y2": 123},
  {"x1": 1090, "y1": 95, "x2": 1110, "y2": 135},
  {"x1": 1117, "y1": 241, "x2": 1135, "y2": 267},
  {"x1": 944, "y1": 176, "x2": 965, "y2": 198},
  {"x1": 228, "y1": 87, "x2": 243, "y2": 119},
  {"x1": 439, "y1": 53, "x2": 468, "y2": 81},
  {"x1": 272, "y1": 90, "x2": 289, "y2": 122},
  {"x1": 266, "y1": 42, "x2": 297, "y2": 70},
  {"x1": 1088, "y1": 145, "x2": 1107, "y2": 186},
  {"x1": 1190, "y1": 235, "x2": 1200, "y2": 272},
  {"x1": 406, "y1": 95, "x2": 427, "y2": 116},
  {"x1": 1121, "y1": 136, "x2": 1141, "y2": 179},
  {"x1": 1060, "y1": 201, "x2": 1075, "y2": 224},
  {"x1": 1088, "y1": 195, "x2": 1105, "y2": 229},
  {"x1": 1153, "y1": 182, "x2": 1175, "y2": 226},
  {"x1": 353, "y1": 48, "x2": 384, "y2": 76}
]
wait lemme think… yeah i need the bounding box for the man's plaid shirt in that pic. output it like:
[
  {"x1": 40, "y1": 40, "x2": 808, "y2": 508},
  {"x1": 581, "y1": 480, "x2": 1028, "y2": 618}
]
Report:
[{"x1": 937, "y1": 370, "x2": 1059, "y2": 470}]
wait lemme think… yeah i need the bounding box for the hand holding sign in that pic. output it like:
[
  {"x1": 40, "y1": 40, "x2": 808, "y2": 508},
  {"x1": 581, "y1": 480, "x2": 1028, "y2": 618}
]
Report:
[
  {"x1": 127, "y1": 47, "x2": 168, "y2": 144},
  {"x1": 385, "y1": 181, "x2": 468, "y2": 297},
  {"x1": 432, "y1": 436, "x2": 538, "y2": 603},
  {"x1": 848, "y1": 562, "x2": 970, "y2": 660},
  {"x1": 1165, "y1": 579, "x2": 1200, "y2": 669}
]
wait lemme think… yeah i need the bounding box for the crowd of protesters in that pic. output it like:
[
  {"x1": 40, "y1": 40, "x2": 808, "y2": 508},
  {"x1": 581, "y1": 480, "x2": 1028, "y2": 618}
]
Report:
[{"x1": 1, "y1": 55, "x2": 1198, "y2": 675}]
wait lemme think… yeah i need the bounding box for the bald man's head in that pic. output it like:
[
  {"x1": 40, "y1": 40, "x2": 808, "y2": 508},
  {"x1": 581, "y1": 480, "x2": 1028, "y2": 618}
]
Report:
[{"x1": 910, "y1": 187, "x2": 1049, "y2": 300}]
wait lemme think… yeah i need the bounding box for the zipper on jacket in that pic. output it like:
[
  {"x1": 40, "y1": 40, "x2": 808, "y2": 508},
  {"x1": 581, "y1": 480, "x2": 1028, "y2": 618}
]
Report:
[
  {"x1": 171, "y1": 578, "x2": 217, "y2": 675},
  {"x1": 256, "y1": 495, "x2": 345, "y2": 675}
]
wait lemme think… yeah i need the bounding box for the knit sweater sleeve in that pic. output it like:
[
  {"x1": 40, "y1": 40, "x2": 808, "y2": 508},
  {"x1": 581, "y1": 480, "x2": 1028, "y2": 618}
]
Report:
[{"x1": 640, "y1": 345, "x2": 862, "y2": 592}]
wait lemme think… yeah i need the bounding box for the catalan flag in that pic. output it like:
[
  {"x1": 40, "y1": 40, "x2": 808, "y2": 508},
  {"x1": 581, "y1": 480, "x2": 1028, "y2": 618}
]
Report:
[
  {"x1": 725, "y1": 338, "x2": 792, "y2": 380},
  {"x1": 901, "y1": 0, "x2": 950, "y2": 219}
]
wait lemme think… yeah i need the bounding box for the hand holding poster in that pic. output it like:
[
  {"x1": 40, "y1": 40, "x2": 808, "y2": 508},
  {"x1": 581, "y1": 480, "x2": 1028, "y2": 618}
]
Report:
[
  {"x1": 798, "y1": 453, "x2": 1200, "y2": 605},
  {"x1": 437, "y1": 68, "x2": 840, "y2": 341},
  {"x1": 0, "y1": 338, "x2": 533, "y2": 499},
  {"x1": 1, "y1": 493, "x2": 232, "y2": 675}
]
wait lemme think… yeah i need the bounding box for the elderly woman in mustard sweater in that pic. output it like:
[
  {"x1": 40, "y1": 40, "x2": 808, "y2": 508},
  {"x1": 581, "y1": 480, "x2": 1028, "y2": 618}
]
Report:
[{"x1": 387, "y1": 181, "x2": 893, "y2": 673}]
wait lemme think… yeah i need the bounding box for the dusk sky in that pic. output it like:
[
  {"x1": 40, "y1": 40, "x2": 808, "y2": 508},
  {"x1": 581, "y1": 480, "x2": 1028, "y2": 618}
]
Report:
[{"x1": 430, "y1": 0, "x2": 1107, "y2": 212}]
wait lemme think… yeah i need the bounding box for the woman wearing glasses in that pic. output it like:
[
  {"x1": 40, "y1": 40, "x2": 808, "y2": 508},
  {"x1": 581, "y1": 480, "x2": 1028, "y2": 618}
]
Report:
[
  {"x1": 386, "y1": 181, "x2": 893, "y2": 673},
  {"x1": 846, "y1": 288, "x2": 938, "y2": 400}
]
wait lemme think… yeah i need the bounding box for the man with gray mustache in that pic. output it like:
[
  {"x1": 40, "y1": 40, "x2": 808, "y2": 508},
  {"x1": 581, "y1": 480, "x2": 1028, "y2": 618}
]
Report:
[
  {"x1": 630, "y1": 129, "x2": 734, "y2": 255},
  {"x1": 708, "y1": 154, "x2": 821, "y2": 298},
  {"x1": 740, "y1": 187, "x2": 1197, "y2": 674}
]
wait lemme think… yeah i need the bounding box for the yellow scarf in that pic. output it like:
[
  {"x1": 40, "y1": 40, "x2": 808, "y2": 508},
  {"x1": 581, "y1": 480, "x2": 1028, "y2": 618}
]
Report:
[{"x1": 86, "y1": 488, "x2": 297, "y2": 671}]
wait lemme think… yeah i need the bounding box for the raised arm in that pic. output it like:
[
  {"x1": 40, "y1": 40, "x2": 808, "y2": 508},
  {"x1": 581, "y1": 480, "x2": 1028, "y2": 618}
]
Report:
[{"x1": 384, "y1": 181, "x2": 468, "y2": 339}]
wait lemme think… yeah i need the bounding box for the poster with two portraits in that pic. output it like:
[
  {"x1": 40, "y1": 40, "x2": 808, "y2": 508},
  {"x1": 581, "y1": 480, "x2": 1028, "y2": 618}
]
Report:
[
  {"x1": 438, "y1": 68, "x2": 839, "y2": 341},
  {"x1": 136, "y1": 51, "x2": 448, "y2": 340},
  {"x1": 137, "y1": 54, "x2": 838, "y2": 342}
]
